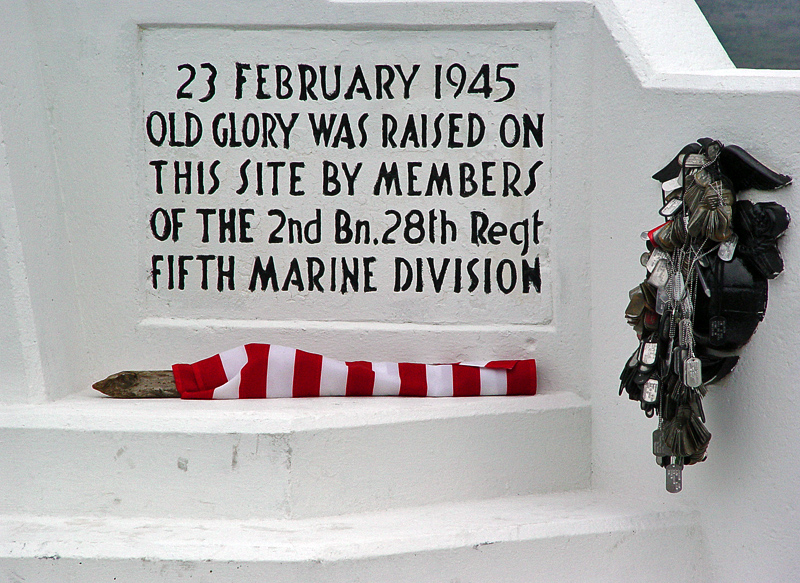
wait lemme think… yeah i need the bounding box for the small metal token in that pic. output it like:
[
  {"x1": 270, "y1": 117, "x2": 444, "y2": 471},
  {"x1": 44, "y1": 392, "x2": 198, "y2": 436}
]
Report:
[
  {"x1": 653, "y1": 429, "x2": 672, "y2": 457},
  {"x1": 693, "y1": 169, "x2": 712, "y2": 187},
  {"x1": 641, "y1": 379, "x2": 659, "y2": 404},
  {"x1": 648, "y1": 261, "x2": 670, "y2": 288},
  {"x1": 655, "y1": 286, "x2": 668, "y2": 315},
  {"x1": 683, "y1": 356, "x2": 703, "y2": 388},
  {"x1": 666, "y1": 461, "x2": 683, "y2": 493},
  {"x1": 679, "y1": 318, "x2": 693, "y2": 348},
  {"x1": 718, "y1": 232, "x2": 738, "y2": 262},
  {"x1": 671, "y1": 272, "x2": 686, "y2": 301},
  {"x1": 684, "y1": 153, "x2": 707, "y2": 168},
  {"x1": 646, "y1": 249, "x2": 669, "y2": 273},
  {"x1": 681, "y1": 295, "x2": 694, "y2": 317},
  {"x1": 662, "y1": 175, "x2": 683, "y2": 192},
  {"x1": 660, "y1": 198, "x2": 683, "y2": 217},
  {"x1": 640, "y1": 342, "x2": 658, "y2": 366}
]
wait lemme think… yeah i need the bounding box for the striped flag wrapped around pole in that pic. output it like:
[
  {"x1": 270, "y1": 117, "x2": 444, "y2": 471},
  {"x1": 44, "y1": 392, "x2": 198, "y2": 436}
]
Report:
[{"x1": 173, "y1": 344, "x2": 536, "y2": 399}]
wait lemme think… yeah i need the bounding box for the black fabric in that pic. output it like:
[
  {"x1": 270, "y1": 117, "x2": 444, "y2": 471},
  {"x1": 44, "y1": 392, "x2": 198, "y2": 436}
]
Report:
[
  {"x1": 652, "y1": 143, "x2": 702, "y2": 182},
  {"x1": 720, "y1": 145, "x2": 792, "y2": 192},
  {"x1": 694, "y1": 255, "x2": 768, "y2": 350},
  {"x1": 734, "y1": 200, "x2": 791, "y2": 279}
]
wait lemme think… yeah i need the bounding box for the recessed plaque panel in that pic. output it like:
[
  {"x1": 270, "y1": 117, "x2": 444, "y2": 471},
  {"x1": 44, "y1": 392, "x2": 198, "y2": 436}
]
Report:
[{"x1": 141, "y1": 28, "x2": 551, "y2": 324}]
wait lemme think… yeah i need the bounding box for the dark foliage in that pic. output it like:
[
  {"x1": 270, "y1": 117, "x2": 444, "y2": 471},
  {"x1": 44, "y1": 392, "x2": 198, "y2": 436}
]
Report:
[{"x1": 695, "y1": 0, "x2": 800, "y2": 69}]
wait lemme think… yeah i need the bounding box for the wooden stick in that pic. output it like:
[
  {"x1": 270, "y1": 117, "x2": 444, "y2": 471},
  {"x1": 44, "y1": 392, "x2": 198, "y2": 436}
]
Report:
[{"x1": 92, "y1": 370, "x2": 179, "y2": 398}]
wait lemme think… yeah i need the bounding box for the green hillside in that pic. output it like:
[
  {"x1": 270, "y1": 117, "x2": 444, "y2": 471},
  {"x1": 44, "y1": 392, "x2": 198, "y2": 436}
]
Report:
[{"x1": 695, "y1": 0, "x2": 800, "y2": 69}]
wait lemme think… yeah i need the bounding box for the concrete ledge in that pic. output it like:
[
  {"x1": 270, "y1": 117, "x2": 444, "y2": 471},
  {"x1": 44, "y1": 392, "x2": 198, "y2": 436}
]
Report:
[
  {"x1": 0, "y1": 391, "x2": 590, "y2": 519},
  {"x1": 0, "y1": 491, "x2": 705, "y2": 583}
]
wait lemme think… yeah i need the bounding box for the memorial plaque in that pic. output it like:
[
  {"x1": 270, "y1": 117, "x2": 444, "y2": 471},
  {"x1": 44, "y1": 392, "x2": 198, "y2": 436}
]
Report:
[{"x1": 141, "y1": 28, "x2": 551, "y2": 324}]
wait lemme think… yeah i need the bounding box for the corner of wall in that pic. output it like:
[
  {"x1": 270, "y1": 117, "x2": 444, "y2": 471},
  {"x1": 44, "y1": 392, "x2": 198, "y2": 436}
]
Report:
[
  {"x1": 0, "y1": 0, "x2": 85, "y2": 402},
  {"x1": 593, "y1": 0, "x2": 734, "y2": 83},
  {"x1": 0, "y1": 117, "x2": 47, "y2": 404}
]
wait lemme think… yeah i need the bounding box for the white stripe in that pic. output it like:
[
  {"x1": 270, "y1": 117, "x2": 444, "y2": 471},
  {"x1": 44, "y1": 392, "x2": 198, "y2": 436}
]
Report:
[
  {"x1": 479, "y1": 367, "x2": 508, "y2": 396},
  {"x1": 372, "y1": 362, "x2": 401, "y2": 396},
  {"x1": 266, "y1": 345, "x2": 295, "y2": 398},
  {"x1": 460, "y1": 361, "x2": 490, "y2": 368},
  {"x1": 219, "y1": 345, "x2": 249, "y2": 379},
  {"x1": 319, "y1": 356, "x2": 348, "y2": 396},
  {"x1": 426, "y1": 364, "x2": 454, "y2": 397},
  {"x1": 212, "y1": 375, "x2": 241, "y2": 399}
]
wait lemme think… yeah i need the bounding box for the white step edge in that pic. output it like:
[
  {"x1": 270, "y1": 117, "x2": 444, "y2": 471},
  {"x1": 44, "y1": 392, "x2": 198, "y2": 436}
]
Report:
[
  {"x1": 0, "y1": 491, "x2": 707, "y2": 583},
  {"x1": 0, "y1": 389, "x2": 582, "y2": 433},
  {"x1": 0, "y1": 390, "x2": 591, "y2": 519}
]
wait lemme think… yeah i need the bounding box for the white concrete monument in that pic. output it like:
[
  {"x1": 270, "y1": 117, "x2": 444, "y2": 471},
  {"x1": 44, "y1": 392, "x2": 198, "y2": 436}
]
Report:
[{"x1": 1, "y1": 0, "x2": 799, "y2": 581}]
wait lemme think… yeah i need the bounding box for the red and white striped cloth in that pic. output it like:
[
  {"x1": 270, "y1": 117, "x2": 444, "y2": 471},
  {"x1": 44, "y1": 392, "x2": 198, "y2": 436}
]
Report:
[{"x1": 173, "y1": 344, "x2": 536, "y2": 399}]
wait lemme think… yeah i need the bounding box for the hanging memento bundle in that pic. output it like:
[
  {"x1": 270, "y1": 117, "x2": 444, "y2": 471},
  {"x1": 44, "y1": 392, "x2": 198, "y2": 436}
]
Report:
[{"x1": 619, "y1": 138, "x2": 791, "y2": 492}]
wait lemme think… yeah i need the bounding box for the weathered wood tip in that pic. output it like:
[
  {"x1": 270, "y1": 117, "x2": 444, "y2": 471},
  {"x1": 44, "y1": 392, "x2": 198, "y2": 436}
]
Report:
[{"x1": 92, "y1": 370, "x2": 179, "y2": 398}]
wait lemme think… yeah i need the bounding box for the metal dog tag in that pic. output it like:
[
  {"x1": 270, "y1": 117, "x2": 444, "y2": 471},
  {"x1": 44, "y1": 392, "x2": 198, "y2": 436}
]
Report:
[
  {"x1": 718, "y1": 232, "x2": 738, "y2": 262},
  {"x1": 641, "y1": 379, "x2": 659, "y2": 404},
  {"x1": 684, "y1": 154, "x2": 707, "y2": 168},
  {"x1": 640, "y1": 342, "x2": 658, "y2": 366},
  {"x1": 662, "y1": 175, "x2": 683, "y2": 192},
  {"x1": 679, "y1": 318, "x2": 693, "y2": 348},
  {"x1": 660, "y1": 198, "x2": 683, "y2": 217},
  {"x1": 655, "y1": 285, "x2": 670, "y2": 315},
  {"x1": 646, "y1": 249, "x2": 669, "y2": 273},
  {"x1": 653, "y1": 429, "x2": 672, "y2": 457},
  {"x1": 683, "y1": 356, "x2": 703, "y2": 388},
  {"x1": 666, "y1": 460, "x2": 683, "y2": 493},
  {"x1": 681, "y1": 295, "x2": 694, "y2": 318},
  {"x1": 648, "y1": 261, "x2": 670, "y2": 288},
  {"x1": 671, "y1": 272, "x2": 686, "y2": 301}
]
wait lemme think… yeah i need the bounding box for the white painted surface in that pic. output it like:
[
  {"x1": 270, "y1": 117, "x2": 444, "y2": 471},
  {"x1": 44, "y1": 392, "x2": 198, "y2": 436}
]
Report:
[
  {"x1": 0, "y1": 1, "x2": 82, "y2": 403},
  {"x1": 587, "y1": 5, "x2": 800, "y2": 581},
  {"x1": 0, "y1": 0, "x2": 595, "y2": 397},
  {"x1": 1, "y1": 491, "x2": 705, "y2": 583},
  {"x1": 0, "y1": 391, "x2": 590, "y2": 519},
  {"x1": 0, "y1": 116, "x2": 46, "y2": 403},
  {"x1": 1, "y1": 0, "x2": 800, "y2": 580}
]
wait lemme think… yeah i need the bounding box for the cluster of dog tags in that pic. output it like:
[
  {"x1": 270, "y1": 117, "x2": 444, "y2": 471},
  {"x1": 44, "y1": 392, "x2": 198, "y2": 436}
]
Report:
[{"x1": 620, "y1": 139, "x2": 791, "y2": 492}]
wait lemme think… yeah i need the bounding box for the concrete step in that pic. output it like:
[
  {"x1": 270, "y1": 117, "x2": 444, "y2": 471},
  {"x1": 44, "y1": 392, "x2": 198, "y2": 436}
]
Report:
[
  {"x1": 0, "y1": 491, "x2": 706, "y2": 583},
  {"x1": 0, "y1": 390, "x2": 589, "y2": 520}
]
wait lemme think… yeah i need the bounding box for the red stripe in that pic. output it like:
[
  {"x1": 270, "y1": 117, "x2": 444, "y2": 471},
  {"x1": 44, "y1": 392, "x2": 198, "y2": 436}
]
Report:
[
  {"x1": 172, "y1": 364, "x2": 198, "y2": 395},
  {"x1": 345, "y1": 361, "x2": 374, "y2": 396},
  {"x1": 294, "y1": 350, "x2": 322, "y2": 397},
  {"x1": 192, "y1": 354, "x2": 229, "y2": 393},
  {"x1": 505, "y1": 360, "x2": 537, "y2": 395},
  {"x1": 178, "y1": 389, "x2": 216, "y2": 399},
  {"x1": 452, "y1": 364, "x2": 481, "y2": 397},
  {"x1": 173, "y1": 363, "x2": 205, "y2": 397},
  {"x1": 398, "y1": 362, "x2": 427, "y2": 397},
  {"x1": 484, "y1": 360, "x2": 517, "y2": 370},
  {"x1": 239, "y1": 343, "x2": 269, "y2": 399}
]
